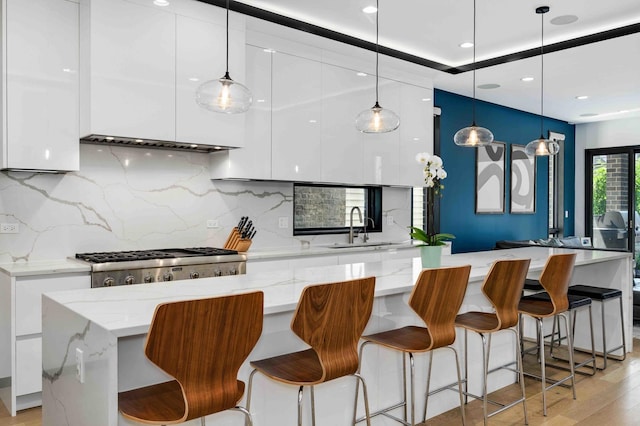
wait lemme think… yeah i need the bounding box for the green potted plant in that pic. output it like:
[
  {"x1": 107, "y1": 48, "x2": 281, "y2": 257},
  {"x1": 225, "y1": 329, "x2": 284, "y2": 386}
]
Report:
[{"x1": 411, "y1": 152, "x2": 455, "y2": 267}]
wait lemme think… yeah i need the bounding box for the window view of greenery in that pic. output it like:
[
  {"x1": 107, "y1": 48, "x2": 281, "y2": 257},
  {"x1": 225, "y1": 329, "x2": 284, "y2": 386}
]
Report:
[{"x1": 293, "y1": 185, "x2": 381, "y2": 235}]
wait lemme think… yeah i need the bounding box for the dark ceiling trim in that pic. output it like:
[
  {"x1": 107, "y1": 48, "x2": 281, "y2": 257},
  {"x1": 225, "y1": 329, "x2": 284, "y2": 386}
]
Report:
[{"x1": 197, "y1": 0, "x2": 640, "y2": 74}]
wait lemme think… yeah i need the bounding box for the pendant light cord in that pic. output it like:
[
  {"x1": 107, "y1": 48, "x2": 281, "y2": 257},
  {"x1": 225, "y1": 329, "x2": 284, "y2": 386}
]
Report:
[
  {"x1": 225, "y1": 0, "x2": 230, "y2": 75},
  {"x1": 472, "y1": 0, "x2": 477, "y2": 125},
  {"x1": 375, "y1": 0, "x2": 380, "y2": 104},
  {"x1": 540, "y1": 9, "x2": 545, "y2": 137}
]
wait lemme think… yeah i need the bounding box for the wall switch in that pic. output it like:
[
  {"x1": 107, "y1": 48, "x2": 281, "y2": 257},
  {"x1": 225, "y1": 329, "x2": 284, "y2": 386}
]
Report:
[
  {"x1": 206, "y1": 219, "x2": 219, "y2": 229},
  {"x1": 0, "y1": 223, "x2": 19, "y2": 234},
  {"x1": 278, "y1": 217, "x2": 289, "y2": 228},
  {"x1": 565, "y1": 211, "x2": 569, "y2": 218},
  {"x1": 75, "y1": 348, "x2": 85, "y2": 384},
  {"x1": 386, "y1": 216, "x2": 394, "y2": 226}
]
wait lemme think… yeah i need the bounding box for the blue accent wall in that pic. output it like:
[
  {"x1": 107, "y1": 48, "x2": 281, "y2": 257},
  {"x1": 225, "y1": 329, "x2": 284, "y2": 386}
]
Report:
[{"x1": 435, "y1": 89, "x2": 575, "y2": 253}]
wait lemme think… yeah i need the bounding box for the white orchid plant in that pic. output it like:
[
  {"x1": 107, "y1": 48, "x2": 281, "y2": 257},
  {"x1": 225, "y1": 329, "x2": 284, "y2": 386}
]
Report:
[{"x1": 410, "y1": 152, "x2": 455, "y2": 246}]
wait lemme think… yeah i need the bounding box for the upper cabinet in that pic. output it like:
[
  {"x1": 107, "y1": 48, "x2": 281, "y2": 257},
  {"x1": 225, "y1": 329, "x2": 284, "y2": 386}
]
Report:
[
  {"x1": 80, "y1": 0, "x2": 246, "y2": 148},
  {"x1": 1, "y1": 0, "x2": 79, "y2": 171},
  {"x1": 211, "y1": 45, "x2": 272, "y2": 179},
  {"x1": 271, "y1": 52, "x2": 323, "y2": 182},
  {"x1": 399, "y1": 83, "x2": 434, "y2": 187}
]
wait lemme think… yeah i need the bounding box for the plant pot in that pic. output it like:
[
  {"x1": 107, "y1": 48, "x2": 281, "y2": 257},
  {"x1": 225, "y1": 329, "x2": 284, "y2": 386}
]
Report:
[{"x1": 420, "y1": 245, "x2": 442, "y2": 269}]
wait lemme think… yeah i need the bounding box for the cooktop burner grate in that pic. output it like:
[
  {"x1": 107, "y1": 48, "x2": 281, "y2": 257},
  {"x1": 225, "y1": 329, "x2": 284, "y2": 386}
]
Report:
[{"x1": 75, "y1": 247, "x2": 239, "y2": 263}]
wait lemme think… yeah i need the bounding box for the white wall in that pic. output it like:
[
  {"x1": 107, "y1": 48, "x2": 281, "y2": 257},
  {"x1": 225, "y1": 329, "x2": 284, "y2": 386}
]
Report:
[
  {"x1": 574, "y1": 116, "x2": 640, "y2": 236},
  {"x1": 0, "y1": 145, "x2": 413, "y2": 263}
]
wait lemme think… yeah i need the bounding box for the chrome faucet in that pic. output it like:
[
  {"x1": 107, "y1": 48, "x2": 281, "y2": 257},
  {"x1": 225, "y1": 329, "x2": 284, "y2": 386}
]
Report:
[
  {"x1": 362, "y1": 217, "x2": 375, "y2": 243},
  {"x1": 349, "y1": 206, "x2": 363, "y2": 244}
]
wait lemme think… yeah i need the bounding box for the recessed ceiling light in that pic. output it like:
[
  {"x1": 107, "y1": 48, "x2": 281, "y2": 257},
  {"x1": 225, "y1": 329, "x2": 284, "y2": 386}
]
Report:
[
  {"x1": 153, "y1": 0, "x2": 169, "y2": 6},
  {"x1": 412, "y1": 137, "x2": 420, "y2": 141},
  {"x1": 575, "y1": 95, "x2": 589, "y2": 100},
  {"x1": 263, "y1": 48, "x2": 276, "y2": 53},
  {"x1": 362, "y1": 6, "x2": 377, "y2": 14},
  {"x1": 521, "y1": 76, "x2": 534, "y2": 82},
  {"x1": 188, "y1": 77, "x2": 200, "y2": 82},
  {"x1": 309, "y1": 119, "x2": 317, "y2": 123},
  {"x1": 618, "y1": 110, "x2": 630, "y2": 114},
  {"x1": 356, "y1": 72, "x2": 368, "y2": 77},
  {"x1": 477, "y1": 83, "x2": 500, "y2": 89},
  {"x1": 256, "y1": 99, "x2": 266, "y2": 103},
  {"x1": 580, "y1": 113, "x2": 598, "y2": 117},
  {"x1": 551, "y1": 15, "x2": 578, "y2": 25},
  {"x1": 421, "y1": 98, "x2": 431, "y2": 102},
  {"x1": 459, "y1": 42, "x2": 474, "y2": 49}
]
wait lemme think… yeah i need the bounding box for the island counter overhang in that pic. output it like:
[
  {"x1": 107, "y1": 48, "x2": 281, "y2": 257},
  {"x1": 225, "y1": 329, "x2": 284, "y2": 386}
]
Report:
[{"x1": 41, "y1": 247, "x2": 633, "y2": 426}]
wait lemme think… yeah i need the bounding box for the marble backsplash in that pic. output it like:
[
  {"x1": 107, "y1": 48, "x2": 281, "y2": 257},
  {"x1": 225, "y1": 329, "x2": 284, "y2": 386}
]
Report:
[{"x1": 0, "y1": 144, "x2": 413, "y2": 263}]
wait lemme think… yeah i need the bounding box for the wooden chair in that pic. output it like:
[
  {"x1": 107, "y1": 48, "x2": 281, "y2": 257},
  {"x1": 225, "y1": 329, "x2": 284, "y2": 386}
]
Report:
[
  {"x1": 246, "y1": 277, "x2": 376, "y2": 426},
  {"x1": 355, "y1": 265, "x2": 472, "y2": 426},
  {"x1": 454, "y1": 259, "x2": 530, "y2": 426},
  {"x1": 118, "y1": 292, "x2": 264, "y2": 425},
  {"x1": 518, "y1": 252, "x2": 582, "y2": 416}
]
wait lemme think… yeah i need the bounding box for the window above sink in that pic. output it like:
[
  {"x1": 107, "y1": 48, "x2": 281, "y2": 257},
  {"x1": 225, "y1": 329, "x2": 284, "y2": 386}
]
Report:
[{"x1": 293, "y1": 184, "x2": 382, "y2": 236}]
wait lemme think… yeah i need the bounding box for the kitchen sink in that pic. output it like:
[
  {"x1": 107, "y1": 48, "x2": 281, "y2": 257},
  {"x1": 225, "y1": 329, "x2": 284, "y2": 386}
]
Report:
[{"x1": 328, "y1": 242, "x2": 396, "y2": 249}]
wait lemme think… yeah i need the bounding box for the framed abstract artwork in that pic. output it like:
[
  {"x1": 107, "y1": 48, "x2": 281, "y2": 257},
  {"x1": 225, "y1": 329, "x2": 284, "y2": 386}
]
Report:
[
  {"x1": 510, "y1": 144, "x2": 536, "y2": 213},
  {"x1": 475, "y1": 142, "x2": 505, "y2": 214}
]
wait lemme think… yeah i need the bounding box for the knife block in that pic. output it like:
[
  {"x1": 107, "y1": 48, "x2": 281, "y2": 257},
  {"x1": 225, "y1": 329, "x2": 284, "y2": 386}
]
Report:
[{"x1": 223, "y1": 227, "x2": 252, "y2": 252}]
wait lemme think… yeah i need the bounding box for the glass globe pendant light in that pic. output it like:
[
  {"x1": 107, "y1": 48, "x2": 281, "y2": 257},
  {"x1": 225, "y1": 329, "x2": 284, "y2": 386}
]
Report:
[
  {"x1": 355, "y1": 0, "x2": 400, "y2": 133},
  {"x1": 453, "y1": 0, "x2": 494, "y2": 147},
  {"x1": 195, "y1": 0, "x2": 252, "y2": 114},
  {"x1": 525, "y1": 6, "x2": 559, "y2": 156}
]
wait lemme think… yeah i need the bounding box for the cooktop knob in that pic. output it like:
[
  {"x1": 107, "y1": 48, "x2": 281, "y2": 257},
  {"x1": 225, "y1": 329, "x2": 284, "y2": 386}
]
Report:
[
  {"x1": 103, "y1": 277, "x2": 115, "y2": 287},
  {"x1": 190, "y1": 271, "x2": 200, "y2": 279},
  {"x1": 229, "y1": 268, "x2": 237, "y2": 275},
  {"x1": 124, "y1": 275, "x2": 135, "y2": 285},
  {"x1": 214, "y1": 269, "x2": 222, "y2": 277},
  {"x1": 144, "y1": 275, "x2": 153, "y2": 283},
  {"x1": 162, "y1": 273, "x2": 173, "y2": 282}
]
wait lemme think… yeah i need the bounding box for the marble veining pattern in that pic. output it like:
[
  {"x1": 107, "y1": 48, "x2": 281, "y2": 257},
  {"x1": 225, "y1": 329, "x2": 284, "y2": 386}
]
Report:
[{"x1": 0, "y1": 145, "x2": 412, "y2": 263}]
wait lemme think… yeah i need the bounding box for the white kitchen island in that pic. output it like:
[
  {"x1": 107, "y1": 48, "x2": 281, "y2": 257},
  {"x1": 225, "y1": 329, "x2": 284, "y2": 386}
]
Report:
[{"x1": 41, "y1": 247, "x2": 632, "y2": 426}]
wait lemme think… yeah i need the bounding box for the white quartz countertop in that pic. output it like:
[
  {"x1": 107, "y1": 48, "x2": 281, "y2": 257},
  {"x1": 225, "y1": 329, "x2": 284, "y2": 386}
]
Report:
[
  {"x1": 43, "y1": 247, "x2": 631, "y2": 338},
  {"x1": 0, "y1": 258, "x2": 90, "y2": 277},
  {"x1": 245, "y1": 240, "x2": 419, "y2": 260}
]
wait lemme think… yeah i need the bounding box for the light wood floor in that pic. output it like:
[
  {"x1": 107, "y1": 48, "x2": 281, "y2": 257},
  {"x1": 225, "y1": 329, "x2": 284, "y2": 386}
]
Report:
[{"x1": 2, "y1": 340, "x2": 640, "y2": 426}]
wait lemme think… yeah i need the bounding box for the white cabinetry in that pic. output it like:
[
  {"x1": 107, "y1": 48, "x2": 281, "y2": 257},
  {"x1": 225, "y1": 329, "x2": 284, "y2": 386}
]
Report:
[
  {"x1": 211, "y1": 45, "x2": 272, "y2": 179},
  {"x1": 271, "y1": 52, "x2": 323, "y2": 182},
  {"x1": 80, "y1": 0, "x2": 175, "y2": 142},
  {"x1": 1, "y1": 0, "x2": 79, "y2": 171},
  {"x1": 399, "y1": 84, "x2": 434, "y2": 186},
  {"x1": 0, "y1": 271, "x2": 90, "y2": 415},
  {"x1": 176, "y1": 12, "x2": 245, "y2": 147},
  {"x1": 80, "y1": 0, "x2": 246, "y2": 148}
]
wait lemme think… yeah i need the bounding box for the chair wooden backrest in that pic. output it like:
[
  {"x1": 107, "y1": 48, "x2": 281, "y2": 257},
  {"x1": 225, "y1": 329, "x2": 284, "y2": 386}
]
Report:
[
  {"x1": 482, "y1": 259, "x2": 531, "y2": 330},
  {"x1": 409, "y1": 265, "x2": 472, "y2": 350},
  {"x1": 538, "y1": 253, "x2": 577, "y2": 313},
  {"x1": 291, "y1": 277, "x2": 376, "y2": 382},
  {"x1": 144, "y1": 292, "x2": 264, "y2": 421}
]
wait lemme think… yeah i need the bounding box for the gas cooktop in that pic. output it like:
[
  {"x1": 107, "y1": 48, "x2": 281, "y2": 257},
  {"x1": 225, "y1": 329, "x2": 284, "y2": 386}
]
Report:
[{"x1": 75, "y1": 247, "x2": 239, "y2": 264}]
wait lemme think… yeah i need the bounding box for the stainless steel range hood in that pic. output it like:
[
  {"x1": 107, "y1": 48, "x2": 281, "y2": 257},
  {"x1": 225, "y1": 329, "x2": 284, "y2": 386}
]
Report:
[{"x1": 80, "y1": 135, "x2": 237, "y2": 154}]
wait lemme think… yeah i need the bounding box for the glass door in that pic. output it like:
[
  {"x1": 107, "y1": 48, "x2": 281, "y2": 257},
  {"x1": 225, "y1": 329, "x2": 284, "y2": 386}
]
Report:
[{"x1": 586, "y1": 149, "x2": 634, "y2": 254}]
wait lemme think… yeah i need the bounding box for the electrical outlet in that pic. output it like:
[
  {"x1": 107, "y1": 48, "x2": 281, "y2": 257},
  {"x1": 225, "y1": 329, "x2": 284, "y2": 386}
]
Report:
[
  {"x1": 386, "y1": 216, "x2": 394, "y2": 226},
  {"x1": 206, "y1": 219, "x2": 219, "y2": 229},
  {"x1": 0, "y1": 223, "x2": 19, "y2": 234},
  {"x1": 278, "y1": 217, "x2": 289, "y2": 228},
  {"x1": 75, "y1": 348, "x2": 85, "y2": 384}
]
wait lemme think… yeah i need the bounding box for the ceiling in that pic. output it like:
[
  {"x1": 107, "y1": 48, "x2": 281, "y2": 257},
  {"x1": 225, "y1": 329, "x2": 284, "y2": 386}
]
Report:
[{"x1": 229, "y1": 0, "x2": 640, "y2": 125}]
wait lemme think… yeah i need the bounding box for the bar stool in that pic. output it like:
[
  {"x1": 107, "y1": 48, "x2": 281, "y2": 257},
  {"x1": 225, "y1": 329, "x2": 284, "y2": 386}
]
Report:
[
  {"x1": 518, "y1": 253, "x2": 583, "y2": 416},
  {"x1": 454, "y1": 258, "x2": 530, "y2": 426},
  {"x1": 356, "y1": 265, "x2": 472, "y2": 425},
  {"x1": 246, "y1": 277, "x2": 376, "y2": 426},
  {"x1": 118, "y1": 292, "x2": 264, "y2": 425},
  {"x1": 567, "y1": 284, "x2": 626, "y2": 369}
]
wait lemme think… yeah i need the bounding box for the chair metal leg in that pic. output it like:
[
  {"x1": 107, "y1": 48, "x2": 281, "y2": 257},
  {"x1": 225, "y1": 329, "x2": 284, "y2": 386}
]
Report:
[
  {"x1": 409, "y1": 353, "x2": 415, "y2": 426},
  {"x1": 352, "y1": 373, "x2": 372, "y2": 426},
  {"x1": 512, "y1": 326, "x2": 528, "y2": 425},
  {"x1": 231, "y1": 407, "x2": 254, "y2": 426},
  {"x1": 448, "y1": 346, "x2": 467, "y2": 426},
  {"x1": 245, "y1": 369, "x2": 258, "y2": 426},
  {"x1": 201, "y1": 416, "x2": 206, "y2": 426},
  {"x1": 423, "y1": 351, "x2": 433, "y2": 422},
  {"x1": 463, "y1": 328, "x2": 469, "y2": 405},
  {"x1": 618, "y1": 296, "x2": 627, "y2": 361},
  {"x1": 536, "y1": 318, "x2": 548, "y2": 416},
  {"x1": 403, "y1": 353, "x2": 408, "y2": 422},
  {"x1": 297, "y1": 386, "x2": 304, "y2": 426},
  {"x1": 480, "y1": 332, "x2": 489, "y2": 426},
  {"x1": 558, "y1": 313, "x2": 577, "y2": 400},
  {"x1": 310, "y1": 385, "x2": 316, "y2": 426}
]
